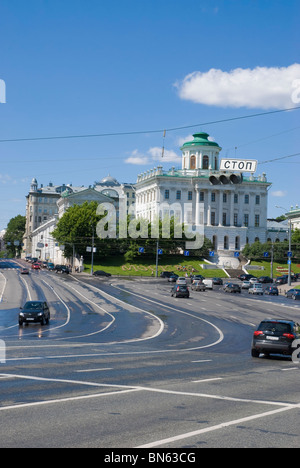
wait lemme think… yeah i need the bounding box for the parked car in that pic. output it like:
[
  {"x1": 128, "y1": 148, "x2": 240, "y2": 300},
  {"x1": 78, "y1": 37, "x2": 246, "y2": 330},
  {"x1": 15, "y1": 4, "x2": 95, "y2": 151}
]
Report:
[
  {"x1": 160, "y1": 271, "x2": 174, "y2": 278},
  {"x1": 238, "y1": 273, "x2": 256, "y2": 281},
  {"x1": 265, "y1": 286, "x2": 279, "y2": 296},
  {"x1": 212, "y1": 277, "x2": 223, "y2": 285},
  {"x1": 171, "y1": 284, "x2": 190, "y2": 298},
  {"x1": 93, "y1": 270, "x2": 111, "y2": 277},
  {"x1": 241, "y1": 281, "x2": 251, "y2": 289},
  {"x1": 275, "y1": 276, "x2": 288, "y2": 285},
  {"x1": 191, "y1": 280, "x2": 206, "y2": 292},
  {"x1": 248, "y1": 283, "x2": 264, "y2": 295},
  {"x1": 168, "y1": 274, "x2": 179, "y2": 283},
  {"x1": 251, "y1": 319, "x2": 300, "y2": 358},
  {"x1": 19, "y1": 301, "x2": 50, "y2": 326},
  {"x1": 55, "y1": 265, "x2": 70, "y2": 274},
  {"x1": 285, "y1": 289, "x2": 300, "y2": 300},
  {"x1": 258, "y1": 276, "x2": 273, "y2": 284},
  {"x1": 224, "y1": 283, "x2": 241, "y2": 293}
]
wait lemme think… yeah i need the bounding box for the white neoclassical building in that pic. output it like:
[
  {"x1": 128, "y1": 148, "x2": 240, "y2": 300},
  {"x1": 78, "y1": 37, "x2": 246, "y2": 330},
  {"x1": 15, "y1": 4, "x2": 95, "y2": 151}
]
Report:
[{"x1": 135, "y1": 132, "x2": 271, "y2": 254}]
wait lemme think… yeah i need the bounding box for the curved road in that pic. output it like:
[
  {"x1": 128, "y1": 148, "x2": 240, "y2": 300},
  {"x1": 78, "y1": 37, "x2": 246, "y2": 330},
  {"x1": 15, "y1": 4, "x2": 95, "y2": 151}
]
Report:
[{"x1": 0, "y1": 259, "x2": 299, "y2": 448}]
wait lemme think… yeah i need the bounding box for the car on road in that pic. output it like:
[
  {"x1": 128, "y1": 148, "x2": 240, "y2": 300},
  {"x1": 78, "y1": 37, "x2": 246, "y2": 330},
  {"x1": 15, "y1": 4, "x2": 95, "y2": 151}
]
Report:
[
  {"x1": 19, "y1": 301, "x2": 50, "y2": 326},
  {"x1": 176, "y1": 277, "x2": 187, "y2": 285},
  {"x1": 31, "y1": 263, "x2": 40, "y2": 270},
  {"x1": 191, "y1": 274, "x2": 205, "y2": 281},
  {"x1": 237, "y1": 273, "x2": 256, "y2": 281},
  {"x1": 93, "y1": 270, "x2": 111, "y2": 277},
  {"x1": 171, "y1": 284, "x2": 190, "y2": 298},
  {"x1": 264, "y1": 286, "x2": 279, "y2": 296},
  {"x1": 275, "y1": 276, "x2": 288, "y2": 285},
  {"x1": 251, "y1": 319, "x2": 300, "y2": 358},
  {"x1": 55, "y1": 265, "x2": 70, "y2": 274},
  {"x1": 47, "y1": 263, "x2": 55, "y2": 271},
  {"x1": 20, "y1": 268, "x2": 29, "y2": 275},
  {"x1": 160, "y1": 271, "x2": 174, "y2": 278},
  {"x1": 285, "y1": 289, "x2": 300, "y2": 300},
  {"x1": 191, "y1": 280, "x2": 206, "y2": 292},
  {"x1": 258, "y1": 276, "x2": 273, "y2": 284},
  {"x1": 248, "y1": 283, "x2": 264, "y2": 295},
  {"x1": 168, "y1": 274, "x2": 179, "y2": 282},
  {"x1": 223, "y1": 283, "x2": 241, "y2": 293},
  {"x1": 249, "y1": 277, "x2": 258, "y2": 284},
  {"x1": 241, "y1": 281, "x2": 251, "y2": 289},
  {"x1": 212, "y1": 277, "x2": 223, "y2": 285}
]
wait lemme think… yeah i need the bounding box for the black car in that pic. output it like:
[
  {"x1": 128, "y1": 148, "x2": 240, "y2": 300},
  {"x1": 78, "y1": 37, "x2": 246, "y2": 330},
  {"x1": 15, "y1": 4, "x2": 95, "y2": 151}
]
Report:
[
  {"x1": 93, "y1": 270, "x2": 111, "y2": 277},
  {"x1": 55, "y1": 265, "x2": 70, "y2": 274},
  {"x1": 265, "y1": 286, "x2": 279, "y2": 296},
  {"x1": 19, "y1": 301, "x2": 50, "y2": 326},
  {"x1": 285, "y1": 289, "x2": 300, "y2": 300},
  {"x1": 258, "y1": 276, "x2": 273, "y2": 284},
  {"x1": 223, "y1": 283, "x2": 241, "y2": 293},
  {"x1": 275, "y1": 276, "x2": 288, "y2": 285},
  {"x1": 212, "y1": 277, "x2": 223, "y2": 285},
  {"x1": 251, "y1": 319, "x2": 300, "y2": 358},
  {"x1": 171, "y1": 284, "x2": 189, "y2": 298},
  {"x1": 238, "y1": 273, "x2": 256, "y2": 281},
  {"x1": 160, "y1": 271, "x2": 174, "y2": 278},
  {"x1": 168, "y1": 274, "x2": 179, "y2": 282}
]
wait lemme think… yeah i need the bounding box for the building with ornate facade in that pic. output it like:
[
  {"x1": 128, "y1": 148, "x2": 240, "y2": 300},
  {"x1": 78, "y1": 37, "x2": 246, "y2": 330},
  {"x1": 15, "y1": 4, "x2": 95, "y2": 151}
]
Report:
[{"x1": 135, "y1": 132, "x2": 272, "y2": 256}]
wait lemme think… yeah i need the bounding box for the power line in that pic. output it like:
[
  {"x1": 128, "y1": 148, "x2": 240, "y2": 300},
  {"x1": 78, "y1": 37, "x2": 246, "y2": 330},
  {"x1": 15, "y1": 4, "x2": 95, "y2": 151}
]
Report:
[{"x1": 0, "y1": 106, "x2": 299, "y2": 144}]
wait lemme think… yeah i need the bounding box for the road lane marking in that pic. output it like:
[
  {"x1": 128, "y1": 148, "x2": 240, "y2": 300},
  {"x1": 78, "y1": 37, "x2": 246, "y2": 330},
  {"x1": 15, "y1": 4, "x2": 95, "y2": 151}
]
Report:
[
  {"x1": 76, "y1": 368, "x2": 113, "y2": 373},
  {"x1": 192, "y1": 377, "x2": 223, "y2": 383}
]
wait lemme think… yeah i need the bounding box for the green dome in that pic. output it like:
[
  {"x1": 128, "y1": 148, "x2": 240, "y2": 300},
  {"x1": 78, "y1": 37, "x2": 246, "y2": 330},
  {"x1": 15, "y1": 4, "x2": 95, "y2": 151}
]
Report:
[{"x1": 180, "y1": 132, "x2": 220, "y2": 149}]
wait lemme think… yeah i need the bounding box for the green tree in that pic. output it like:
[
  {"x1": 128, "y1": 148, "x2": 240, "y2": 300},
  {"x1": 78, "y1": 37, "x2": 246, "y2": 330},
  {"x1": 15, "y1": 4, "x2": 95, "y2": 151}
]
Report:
[{"x1": 4, "y1": 215, "x2": 26, "y2": 257}]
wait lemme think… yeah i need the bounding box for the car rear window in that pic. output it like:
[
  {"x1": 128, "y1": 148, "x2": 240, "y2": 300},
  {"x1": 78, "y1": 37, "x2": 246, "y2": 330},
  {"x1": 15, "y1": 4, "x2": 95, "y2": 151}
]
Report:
[{"x1": 258, "y1": 321, "x2": 292, "y2": 334}]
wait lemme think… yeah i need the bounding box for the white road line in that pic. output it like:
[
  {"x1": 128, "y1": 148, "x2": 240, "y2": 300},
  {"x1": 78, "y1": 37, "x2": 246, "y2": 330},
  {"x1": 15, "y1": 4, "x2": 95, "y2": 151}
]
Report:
[
  {"x1": 19, "y1": 274, "x2": 32, "y2": 301},
  {"x1": 0, "y1": 272, "x2": 7, "y2": 303},
  {"x1": 136, "y1": 406, "x2": 294, "y2": 448},
  {"x1": 191, "y1": 360, "x2": 212, "y2": 363},
  {"x1": 76, "y1": 368, "x2": 113, "y2": 373},
  {"x1": 192, "y1": 377, "x2": 222, "y2": 383}
]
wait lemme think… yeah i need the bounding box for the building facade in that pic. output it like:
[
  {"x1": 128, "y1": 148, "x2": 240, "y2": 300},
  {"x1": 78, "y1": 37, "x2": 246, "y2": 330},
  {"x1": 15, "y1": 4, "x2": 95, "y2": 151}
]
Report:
[{"x1": 135, "y1": 132, "x2": 271, "y2": 254}]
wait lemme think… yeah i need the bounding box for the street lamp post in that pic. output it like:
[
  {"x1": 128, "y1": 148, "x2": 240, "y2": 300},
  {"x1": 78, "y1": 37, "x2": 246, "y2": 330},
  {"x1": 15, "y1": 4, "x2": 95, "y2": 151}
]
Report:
[{"x1": 276, "y1": 205, "x2": 292, "y2": 286}]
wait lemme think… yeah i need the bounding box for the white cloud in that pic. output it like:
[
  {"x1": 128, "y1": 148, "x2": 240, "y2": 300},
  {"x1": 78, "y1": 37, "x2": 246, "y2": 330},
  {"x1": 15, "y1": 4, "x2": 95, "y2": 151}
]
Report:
[
  {"x1": 125, "y1": 147, "x2": 181, "y2": 166},
  {"x1": 271, "y1": 190, "x2": 287, "y2": 197},
  {"x1": 175, "y1": 64, "x2": 300, "y2": 109}
]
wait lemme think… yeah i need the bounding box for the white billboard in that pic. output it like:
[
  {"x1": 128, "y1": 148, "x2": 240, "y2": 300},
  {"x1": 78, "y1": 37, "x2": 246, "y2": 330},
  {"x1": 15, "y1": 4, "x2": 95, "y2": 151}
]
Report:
[{"x1": 220, "y1": 159, "x2": 258, "y2": 173}]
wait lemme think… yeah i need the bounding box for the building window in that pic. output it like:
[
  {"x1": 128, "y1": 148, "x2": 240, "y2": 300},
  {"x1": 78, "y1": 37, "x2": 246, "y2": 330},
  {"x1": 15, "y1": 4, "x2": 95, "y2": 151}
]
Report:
[
  {"x1": 224, "y1": 236, "x2": 229, "y2": 250},
  {"x1": 211, "y1": 192, "x2": 216, "y2": 202},
  {"x1": 255, "y1": 195, "x2": 260, "y2": 205},
  {"x1": 235, "y1": 236, "x2": 240, "y2": 250},
  {"x1": 176, "y1": 190, "x2": 181, "y2": 200},
  {"x1": 244, "y1": 214, "x2": 249, "y2": 227},
  {"x1": 234, "y1": 213, "x2": 238, "y2": 226},
  {"x1": 255, "y1": 214, "x2": 260, "y2": 227},
  {"x1": 234, "y1": 194, "x2": 238, "y2": 204},
  {"x1": 203, "y1": 155, "x2": 209, "y2": 169},
  {"x1": 223, "y1": 193, "x2": 227, "y2": 203},
  {"x1": 211, "y1": 212, "x2": 216, "y2": 226},
  {"x1": 222, "y1": 213, "x2": 227, "y2": 226},
  {"x1": 245, "y1": 194, "x2": 249, "y2": 204},
  {"x1": 164, "y1": 190, "x2": 169, "y2": 199},
  {"x1": 199, "y1": 191, "x2": 204, "y2": 202},
  {"x1": 188, "y1": 191, "x2": 192, "y2": 201},
  {"x1": 190, "y1": 155, "x2": 196, "y2": 170}
]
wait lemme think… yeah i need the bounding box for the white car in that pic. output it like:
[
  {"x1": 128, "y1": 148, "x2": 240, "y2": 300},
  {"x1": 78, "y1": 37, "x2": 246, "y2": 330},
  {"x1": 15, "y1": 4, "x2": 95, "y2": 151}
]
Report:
[
  {"x1": 249, "y1": 277, "x2": 258, "y2": 284},
  {"x1": 249, "y1": 283, "x2": 264, "y2": 295},
  {"x1": 176, "y1": 277, "x2": 187, "y2": 285},
  {"x1": 242, "y1": 281, "x2": 251, "y2": 289}
]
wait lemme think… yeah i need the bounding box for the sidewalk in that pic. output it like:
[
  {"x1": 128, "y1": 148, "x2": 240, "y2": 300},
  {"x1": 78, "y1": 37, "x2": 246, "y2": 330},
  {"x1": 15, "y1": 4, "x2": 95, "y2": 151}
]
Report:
[{"x1": 276, "y1": 281, "x2": 300, "y2": 296}]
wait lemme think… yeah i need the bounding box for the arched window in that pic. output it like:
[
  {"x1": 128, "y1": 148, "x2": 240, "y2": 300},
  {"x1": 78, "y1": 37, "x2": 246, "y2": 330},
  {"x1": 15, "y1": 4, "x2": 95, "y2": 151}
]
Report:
[
  {"x1": 224, "y1": 236, "x2": 229, "y2": 250},
  {"x1": 190, "y1": 155, "x2": 196, "y2": 170},
  {"x1": 255, "y1": 237, "x2": 260, "y2": 242},
  {"x1": 212, "y1": 235, "x2": 217, "y2": 251},
  {"x1": 203, "y1": 155, "x2": 209, "y2": 170},
  {"x1": 235, "y1": 236, "x2": 240, "y2": 250}
]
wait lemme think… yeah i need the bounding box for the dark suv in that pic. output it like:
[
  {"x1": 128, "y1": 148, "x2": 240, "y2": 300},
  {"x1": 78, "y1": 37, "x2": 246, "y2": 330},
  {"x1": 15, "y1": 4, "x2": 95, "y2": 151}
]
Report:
[
  {"x1": 19, "y1": 301, "x2": 50, "y2": 326},
  {"x1": 224, "y1": 283, "x2": 241, "y2": 293},
  {"x1": 251, "y1": 319, "x2": 300, "y2": 358},
  {"x1": 171, "y1": 285, "x2": 190, "y2": 298}
]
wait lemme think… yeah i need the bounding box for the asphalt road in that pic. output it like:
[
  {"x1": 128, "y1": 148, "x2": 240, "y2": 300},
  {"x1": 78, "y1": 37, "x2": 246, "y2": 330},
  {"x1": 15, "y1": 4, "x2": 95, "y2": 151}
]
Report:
[{"x1": 0, "y1": 259, "x2": 300, "y2": 449}]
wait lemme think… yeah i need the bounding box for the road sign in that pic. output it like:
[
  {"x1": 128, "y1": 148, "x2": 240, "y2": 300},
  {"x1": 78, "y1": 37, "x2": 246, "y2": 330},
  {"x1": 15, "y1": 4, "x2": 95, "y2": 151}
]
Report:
[
  {"x1": 287, "y1": 251, "x2": 293, "y2": 257},
  {"x1": 287, "y1": 259, "x2": 292, "y2": 265},
  {"x1": 184, "y1": 250, "x2": 190, "y2": 257},
  {"x1": 209, "y1": 251, "x2": 214, "y2": 257},
  {"x1": 220, "y1": 158, "x2": 258, "y2": 173},
  {"x1": 263, "y1": 252, "x2": 269, "y2": 258},
  {"x1": 158, "y1": 249, "x2": 163, "y2": 255},
  {"x1": 234, "y1": 252, "x2": 240, "y2": 257},
  {"x1": 138, "y1": 247, "x2": 144, "y2": 254}
]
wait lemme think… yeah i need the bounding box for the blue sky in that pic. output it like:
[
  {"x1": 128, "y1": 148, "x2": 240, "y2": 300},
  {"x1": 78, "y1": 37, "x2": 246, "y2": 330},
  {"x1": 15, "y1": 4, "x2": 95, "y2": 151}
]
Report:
[{"x1": 0, "y1": 0, "x2": 299, "y2": 230}]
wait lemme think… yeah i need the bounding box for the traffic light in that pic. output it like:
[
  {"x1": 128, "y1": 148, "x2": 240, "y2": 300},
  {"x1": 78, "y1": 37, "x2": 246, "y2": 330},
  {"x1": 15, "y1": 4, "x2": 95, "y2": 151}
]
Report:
[{"x1": 209, "y1": 173, "x2": 243, "y2": 185}]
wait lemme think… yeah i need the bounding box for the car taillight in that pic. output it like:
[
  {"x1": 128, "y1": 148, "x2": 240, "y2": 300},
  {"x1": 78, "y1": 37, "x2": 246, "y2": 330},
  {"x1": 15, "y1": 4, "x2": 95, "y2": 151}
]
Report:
[
  {"x1": 254, "y1": 331, "x2": 263, "y2": 337},
  {"x1": 283, "y1": 333, "x2": 295, "y2": 340},
  {"x1": 177, "y1": 287, "x2": 180, "y2": 291}
]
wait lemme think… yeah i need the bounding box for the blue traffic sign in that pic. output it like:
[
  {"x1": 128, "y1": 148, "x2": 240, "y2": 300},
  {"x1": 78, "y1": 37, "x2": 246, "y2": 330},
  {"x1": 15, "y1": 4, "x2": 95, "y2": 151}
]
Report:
[
  {"x1": 287, "y1": 251, "x2": 293, "y2": 257},
  {"x1": 209, "y1": 251, "x2": 215, "y2": 257},
  {"x1": 287, "y1": 259, "x2": 292, "y2": 265},
  {"x1": 138, "y1": 247, "x2": 144, "y2": 254},
  {"x1": 263, "y1": 252, "x2": 269, "y2": 258},
  {"x1": 158, "y1": 249, "x2": 163, "y2": 255},
  {"x1": 234, "y1": 252, "x2": 240, "y2": 258},
  {"x1": 184, "y1": 250, "x2": 190, "y2": 257}
]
